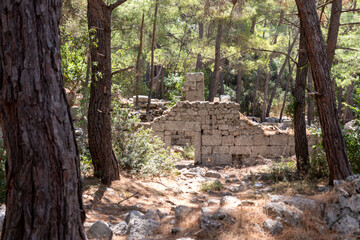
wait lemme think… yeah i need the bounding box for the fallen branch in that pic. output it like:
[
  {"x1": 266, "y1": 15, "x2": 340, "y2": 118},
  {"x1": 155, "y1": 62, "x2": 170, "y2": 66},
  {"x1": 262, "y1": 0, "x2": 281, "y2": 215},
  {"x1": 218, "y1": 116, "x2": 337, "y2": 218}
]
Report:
[{"x1": 117, "y1": 192, "x2": 139, "y2": 205}]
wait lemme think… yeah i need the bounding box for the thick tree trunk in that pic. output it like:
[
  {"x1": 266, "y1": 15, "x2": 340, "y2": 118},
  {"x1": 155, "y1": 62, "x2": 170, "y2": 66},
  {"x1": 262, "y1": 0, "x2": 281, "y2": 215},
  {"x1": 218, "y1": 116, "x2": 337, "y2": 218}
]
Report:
[
  {"x1": 88, "y1": 0, "x2": 120, "y2": 185},
  {"x1": 261, "y1": 54, "x2": 274, "y2": 122},
  {"x1": 209, "y1": 22, "x2": 223, "y2": 101},
  {"x1": 0, "y1": 0, "x2": 86, "y2": 238},
  {"x1": 252, "y1": 69, "x2": 261, "y2": 116},
  {"x1": 293, "y1": 26, "x2": 309, "y2": 173},
  {"x1": 147, "y1": 0, "x2": 159, "y2": 112},
  {"x1": 236, "y1": 67, "x2": 242, "y2": 104},
  {"x1": 307, "y1": 68, "x2": 314, "y2": 125},
  {"x1": 295, "y1": 0, "x2": 353, "y2": 182},
  {"x1": 135, "y1": 13, "x2": 145, "y2": 107},
  {"x1": 279, "y1": 62, "x2": 295, "y2": 122},
  {"x1": 326, "y1": 0, "x2": 342, "y2": 67},
  {"x1": 266, "y1": 31, "x2": 299, "y2": 117}
]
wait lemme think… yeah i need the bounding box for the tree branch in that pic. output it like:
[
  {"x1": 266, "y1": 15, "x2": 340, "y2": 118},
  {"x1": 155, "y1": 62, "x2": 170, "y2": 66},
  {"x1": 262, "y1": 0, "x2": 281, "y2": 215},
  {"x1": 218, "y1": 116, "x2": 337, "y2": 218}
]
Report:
[
  {"x1": 109, "y1": 0, "x2": 127, "y2": 12},
  {"x1": 251, "y1": 48, "x2": 298, "y2": 65},
  {"x1": 111, "y1": 66, "x2": 134, "y2": 77},
  {"x1": 342, "y1": 8, "x2": 360, "y2": 13},
  {"x1": 336, "y1": 46, "x2": 360, "y2": 51},
  {"x1": 340, "y1": 22, "x2": 360, "y2": 26}
]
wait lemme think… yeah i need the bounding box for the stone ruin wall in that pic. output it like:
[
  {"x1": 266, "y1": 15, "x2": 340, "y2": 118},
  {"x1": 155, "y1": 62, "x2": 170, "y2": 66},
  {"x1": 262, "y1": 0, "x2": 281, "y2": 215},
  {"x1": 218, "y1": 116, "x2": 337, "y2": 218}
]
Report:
[{"x1": 149, "y1": 101, "x2": 313, "y2": 166}]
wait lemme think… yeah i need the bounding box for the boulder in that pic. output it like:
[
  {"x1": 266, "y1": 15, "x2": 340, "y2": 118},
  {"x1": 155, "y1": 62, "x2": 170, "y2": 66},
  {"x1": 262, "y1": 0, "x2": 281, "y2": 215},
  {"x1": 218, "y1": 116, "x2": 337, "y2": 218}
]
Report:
[
  {"x1": 262, "y1": 219, "x2": 283, "y2": 235},
  {"x1": 127, "y1": 218, "x2": 159, "y2": 240},
  {"x1": 263, "y1": 202, "x2": 303, "y2": 226},
  {"x1": 111, "y1": 221, "x2": 128, "y2": 236},
  {"x1": 174, "y1": 205, "x2": 192, "y2": 220},
  {"x1": 220, "y1": 196, "x2": 241, "y2": 207},
  {"x1": 87, "y1": 221, "x2": 113, "y2": 240}
]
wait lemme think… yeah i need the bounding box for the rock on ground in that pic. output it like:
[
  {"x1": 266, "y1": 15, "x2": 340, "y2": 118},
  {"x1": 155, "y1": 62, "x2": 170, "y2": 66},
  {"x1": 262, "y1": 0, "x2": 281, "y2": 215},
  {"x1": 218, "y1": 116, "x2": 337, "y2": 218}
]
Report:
[
  {"x1": 262, "y1": 219, "x2": 283, "y2": 235},
  {"x1": 87, "y1": 221, "x2": 113, "y2": 240},
  {"x1": 263, "y1": 202, "x2": 303, "y2": 227}
]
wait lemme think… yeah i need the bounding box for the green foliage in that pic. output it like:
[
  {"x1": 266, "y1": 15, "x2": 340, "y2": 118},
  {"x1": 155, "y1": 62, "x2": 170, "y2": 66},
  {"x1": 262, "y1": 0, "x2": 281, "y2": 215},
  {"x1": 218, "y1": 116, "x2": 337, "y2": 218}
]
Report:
[
  {"x1": 183, "y1": 144, "x2": 195, "y2": 160},
  {"x1": 269, "y1": 157, "x2": 297, "y2": 183},
  {"x1": 112, "y1": 105, "x2": 178, "y2": 176},
  {"x1": 343, "y1": 88, "x2": 360, "y2": 174},
  {"x1": 0, "y1": 140, "x2": 6, "y2": 203},
  {"x1": 201, "y1": 180, "x2": 224, "y2": 192},
  {"x1": 164, "y1": 74, "x2": 185, "y2": 102}
]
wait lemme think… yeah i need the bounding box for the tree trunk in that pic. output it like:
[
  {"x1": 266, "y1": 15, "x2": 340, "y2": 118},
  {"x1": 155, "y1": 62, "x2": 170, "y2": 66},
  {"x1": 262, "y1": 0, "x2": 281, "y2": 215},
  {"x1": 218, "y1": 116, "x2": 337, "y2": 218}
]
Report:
[
  {"x1": 295, "y1": 0, "x2": 353, "y2": 182},
  {"x1": 293, "y1": 26, "x2": 309, "y2": 173},
  {"x1": 252, "y1": 69, "x2": 261, "y2": 116},
  {"x1": 196, "y1": 22, "x2": 204, "y2": 70},
  {"x1": 147, "y1": 0, "x2": 159, "y2": 112},
  {"x1": 161, "y1": 67, "x2": 165, "y2": 99},
  {"x1": 0, "y1": 0, "x2": 86, "y2": 238},
  {"x1": 279, "y1": 62, "x2": 295, "y2": 122},
  {"x1": 209, "y1": 22, "x2": 223, "y2": 102},
  {"x1": 326, "y1": 0, "x2": 342, "y2": 67},
  {"x1": 261, "y1": 54, "x2": 274, "y2": 122},
  {"x1": 266, "y1": 31, "x2": 299, "y2": 117},
  {"x1": 236, "y1": 67, "x2": 242, "y2": 104},
  {"x1": 88, "y1": 0, "x2": 122, "y2": 185},
  {"x1": 272, "y1": 10, "x2": 284, "y2": 44},
  {"x1": 337, "y1": 86, "x2": 343, "y2": 120},
  {"x1": 250, "y1": 16, "x2": 256, "y2": 34},
  {"x1": 135, "y1": 13, "x2": 145, "y2": 107},
  {"x1": 307, "y1": 68, "x2": 314, "y2": 125}
]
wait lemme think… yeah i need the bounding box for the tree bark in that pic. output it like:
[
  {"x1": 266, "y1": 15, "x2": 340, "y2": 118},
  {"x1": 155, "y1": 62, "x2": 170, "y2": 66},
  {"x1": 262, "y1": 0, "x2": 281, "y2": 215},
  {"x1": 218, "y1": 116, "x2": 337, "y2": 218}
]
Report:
[
  {"x1": 326, "y1": 0, "x2": 342, "y2": 67},
  {"x1": 307, "y1": 68, "x2": 314, "y2": 125},
  {"x1": 343, "y1": 82, "x2": 354, "y2": 123},
  {"x1": 147, "y1": 0, "x2": 159, "y2": 112},
  {"x1": 266, "y1": 31, "x2": 299, "y2": 117},
  {"x1": 209, "y1": 22, "x2": 223, "y2": 102},
  {"x1": 295, "y1": 0, "x2": 353, "y2": 182},
  {"x1": 88, "y1": 0, "x2": 121, "y2": 185},
  {"x1": 337, "y1": 86, "x2": 343, "y2": 120},
  {"x1": 236, "y1": 67, "x2": 242, "y2": 104},
  {"x1": 293, "y1": 26, "x2": 309, "y2": 173},
  {"x1": 161, "y1": 67, "x2": 165, "y2": 99},
  {"x1": 196, "y1": 22, "x2": 204, "y2": 70},
  {"x1": 135, "y1": 13, "x2": 145, "y2": 107},
  {"x1": 252, "y1": 69, "x2": 261, "y2": 116},
  {"x1": 0, "y1": 0, "x2": 86, "y2": 238},
  {"x1": 250, "y1": 16, "x2": 256, "y2": 34},
  {"x1": 261, "y1": 54, "x2": 274, "y2": 122}
]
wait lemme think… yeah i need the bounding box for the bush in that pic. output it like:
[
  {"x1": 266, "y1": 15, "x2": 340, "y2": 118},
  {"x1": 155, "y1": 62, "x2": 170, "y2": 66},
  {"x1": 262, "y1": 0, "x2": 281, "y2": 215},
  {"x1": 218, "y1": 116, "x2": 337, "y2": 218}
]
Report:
[
  {"x1": 183, "y1": 144, "x2": 195, "y2": 160},
  {"x1": 269, "y1": 157, "x2": 297, "y2": 183},
  {"x1": 201, "y1": 180, "x2": 224, "y2": 192},
  {"x1": 112, "y1": 104, "x2": 179, "y2": 176}
]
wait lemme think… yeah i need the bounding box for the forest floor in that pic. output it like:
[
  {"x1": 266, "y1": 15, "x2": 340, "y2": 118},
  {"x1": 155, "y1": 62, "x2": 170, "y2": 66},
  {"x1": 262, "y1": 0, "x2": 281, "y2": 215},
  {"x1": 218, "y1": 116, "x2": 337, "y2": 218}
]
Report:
[{"x1": 82, "y1": 157, "x2": 341, "y2": 240}]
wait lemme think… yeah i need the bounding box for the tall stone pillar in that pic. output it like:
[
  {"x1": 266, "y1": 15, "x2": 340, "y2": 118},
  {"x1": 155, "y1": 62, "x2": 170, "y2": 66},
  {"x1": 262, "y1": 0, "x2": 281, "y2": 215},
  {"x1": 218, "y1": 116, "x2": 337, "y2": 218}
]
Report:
[{"x1": 183, "y1": 72, "x2": 205, "y2": 101}]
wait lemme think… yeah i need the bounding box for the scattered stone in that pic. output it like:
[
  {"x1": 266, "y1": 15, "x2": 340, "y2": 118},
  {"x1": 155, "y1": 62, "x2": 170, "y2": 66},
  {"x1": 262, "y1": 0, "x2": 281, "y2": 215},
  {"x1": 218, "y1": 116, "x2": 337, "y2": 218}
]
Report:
[
  {"x1": 127, "y1": 218, "x2": 160, "y2": 240},
  {"x1": 205, "y1": 171, "x2": 222, "y2": 179},
  {"x1": 220, "y1": 196, "x2": 240, "y2": 207},
  {"x1": 239, "y1": 200, "x2": 255, "y2": 206},
  {"x1": 263, "y1": 202, "x2": 303, "y2": 226},
  {"x1": 207, "y1": 199, "x2": 220, "y2": 206},
  {"x1": 254, "y1": 183, "x2": 263, "y2": 188},
  {"x1": 174, "y1": 205, "x2": 192, "y2": 220},
  {"x1": 228, "y1": 186, "x2": 240, "y2": 192},
  {"x1": 171, "y1": 227, "x2": 182, "y2": 234},
  {"x1": 87, "y1": 221, "x2": 113, "y2": 240},
  {"x1": 262, "y1": 219, "x2": 283, "y2": 235},
  {"x1": 111, "y1": 221, "x2": 128, "y2": 236},
  {"x1": 332, "y1": 215, "x2": 360, "y2": 235},
  {"x1": 125, "y1": 210, "x2": 145, "y2": 225},
  {"x1": 145, "y1": 209, "x2": 162, "y2": 221}
]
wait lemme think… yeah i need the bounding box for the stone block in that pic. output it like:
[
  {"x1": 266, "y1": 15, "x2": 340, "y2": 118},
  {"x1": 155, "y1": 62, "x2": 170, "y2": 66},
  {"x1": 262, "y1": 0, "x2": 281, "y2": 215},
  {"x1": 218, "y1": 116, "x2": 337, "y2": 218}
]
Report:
[
  {"x1": 202, "y1": 135, "x2": 222, "y2": 146},
  {"x1": 199, "y1": 109, "x2": 208, "y2": 116},
  {"x1": 221, "y1": 131, "x2": 229, "y2": 136},
  {"x1": 251, "y1": 146, "x2": 269, "y2": 157},
  {"x1": 219, "y1": 125, "x2": 229, "y2": 130},
  {"x1": 253, "y1": 134, "x2": 270, "y2": 146},
  {"x1": 195, "y1": 131, "x2": 202, "y2": 163},
  {"x1": 202, "y1": 146, "x2": 212, "y2": 155},
  {"x1": 269, "y1": 134, "x2": 289, "y2": 146},
  {"x1": 151, "y1": 123, "x2": 164, "y2": 132},
  {"x1": 213, "y1": 153, "x2": 232, "y2": 165},
  {"x1": 213, "y1": 146, "x2": 230, "y2": 154},
  {"x1": 165, "y1": 121, "x2": 200, "y2": 131},
  {"x1": 235, "y1": 135, "x2": 254, "y2": 146},
  {"x1": 230, "y1": 146, "x2": 252, "y2": 156},
  {"x1": 222, "y1": 136, "x2": 234, "y2": 146},
  {"x1": 153, "y1": 132, "x2": 164, "y2": 141},
  {"x1": 165, "y1": 136, "x2": 171, "y2": 146}
]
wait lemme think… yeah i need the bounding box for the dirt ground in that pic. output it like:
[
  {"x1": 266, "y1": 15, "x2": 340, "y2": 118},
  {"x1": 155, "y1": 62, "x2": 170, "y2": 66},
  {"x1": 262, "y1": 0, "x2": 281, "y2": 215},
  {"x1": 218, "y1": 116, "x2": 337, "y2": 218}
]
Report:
[{"x1": 83, "y1": 158, "x2": 339, "y2": 240}]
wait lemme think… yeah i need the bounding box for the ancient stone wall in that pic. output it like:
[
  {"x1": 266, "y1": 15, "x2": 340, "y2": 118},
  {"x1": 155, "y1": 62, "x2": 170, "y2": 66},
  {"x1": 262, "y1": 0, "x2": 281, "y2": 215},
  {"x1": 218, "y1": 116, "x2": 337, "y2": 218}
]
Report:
[
  {"x1": 149, "y1": 101, "x2": 308, "y2": 166},
  {"x1": 182, "y1": 73, "x2": 205, "y2": 101}
]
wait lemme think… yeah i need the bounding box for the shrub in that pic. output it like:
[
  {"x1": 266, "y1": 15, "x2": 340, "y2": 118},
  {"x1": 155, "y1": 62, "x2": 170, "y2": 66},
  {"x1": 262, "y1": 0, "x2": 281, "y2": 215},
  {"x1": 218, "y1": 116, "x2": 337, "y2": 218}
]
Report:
[
  {"x1": 112, "y1": 104, "x2": 179, "y2": 176},
  {"x1": 269, "y1": 157, "x2": 297, "y2": 183},
  {"x1": 183, "y1": 144, "x2": 195, "y2": 160},
  {"x1": 201, "y1": 180, "x2": 224, "y2": 192}
]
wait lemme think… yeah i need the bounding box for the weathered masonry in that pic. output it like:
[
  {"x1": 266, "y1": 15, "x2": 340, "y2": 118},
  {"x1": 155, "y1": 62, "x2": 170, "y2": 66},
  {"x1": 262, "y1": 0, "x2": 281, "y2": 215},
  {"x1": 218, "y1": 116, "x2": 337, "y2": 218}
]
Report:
[{"x1": 149, "y1": 101, "x2": 305, "y2": 166}]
